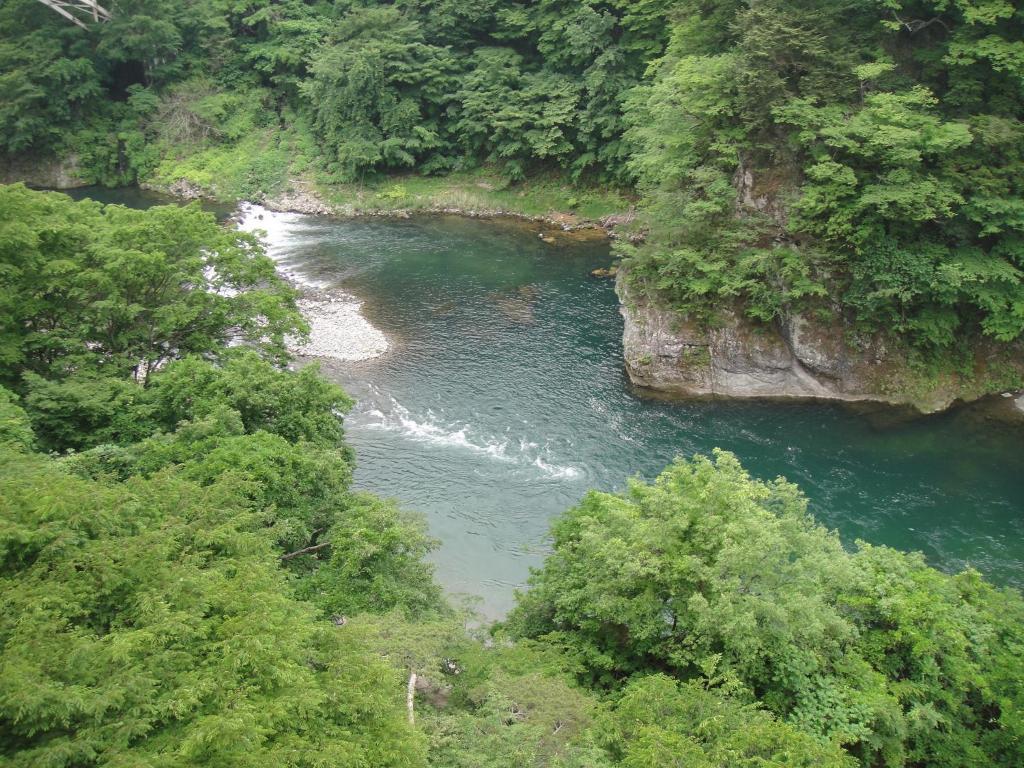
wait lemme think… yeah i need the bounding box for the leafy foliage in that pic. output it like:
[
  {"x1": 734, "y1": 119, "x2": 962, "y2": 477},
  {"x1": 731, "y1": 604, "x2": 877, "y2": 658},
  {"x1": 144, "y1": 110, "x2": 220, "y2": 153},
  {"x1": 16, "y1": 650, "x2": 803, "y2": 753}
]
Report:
[
  {"x1": 596, "y1": 674, "x2": 853, "y2": 768},
  {"x1": 620, "y1": 0, "x2": 1024, "y2": 347},
  {"x1": 507, "y1": 451, "x2": 1024, "y2": 766},
  {"x1": 303, "y1": 6, "x2": 452, "y2": 180},
  {"x1": 0, "y1": 449, "x2": 427, "y2": 767},
  {"x1": 0, "y1": 387, "x2": 33, "y2": 452},
  {"x1": 0, "y1": 185, "x2": 302, "y2": 387}
]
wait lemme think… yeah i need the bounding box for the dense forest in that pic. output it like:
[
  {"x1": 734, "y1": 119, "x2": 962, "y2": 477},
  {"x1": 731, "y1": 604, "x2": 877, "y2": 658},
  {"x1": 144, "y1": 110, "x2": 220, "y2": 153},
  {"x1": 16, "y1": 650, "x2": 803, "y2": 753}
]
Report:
[
  {"x1": 2, "y1": 0, "x2": 1023, "y2": 352},
  {"x1": 1, "y1": 184, "x2": 1023, "y2": 766},
  {"x1": 2, "y1": 1, "x2": 1024, "y2": 766}
]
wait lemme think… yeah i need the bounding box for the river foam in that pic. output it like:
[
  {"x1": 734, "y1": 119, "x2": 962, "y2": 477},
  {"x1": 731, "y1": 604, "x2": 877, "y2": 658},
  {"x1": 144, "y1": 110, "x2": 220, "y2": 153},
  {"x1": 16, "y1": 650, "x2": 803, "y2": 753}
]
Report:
[
  {"x1": 361, "y1": 395, "x2": 583, "y2": 480},
  {"x1": 236, "y1": 202, "x2": 390, "y2": 361}
]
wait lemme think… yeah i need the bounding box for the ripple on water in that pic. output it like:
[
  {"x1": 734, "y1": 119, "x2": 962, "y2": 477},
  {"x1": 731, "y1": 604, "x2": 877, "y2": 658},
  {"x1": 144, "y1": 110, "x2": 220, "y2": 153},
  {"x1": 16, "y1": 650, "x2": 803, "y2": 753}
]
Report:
[{"x1": 357, "y1": 396, "x2": 584, "y2": 481}]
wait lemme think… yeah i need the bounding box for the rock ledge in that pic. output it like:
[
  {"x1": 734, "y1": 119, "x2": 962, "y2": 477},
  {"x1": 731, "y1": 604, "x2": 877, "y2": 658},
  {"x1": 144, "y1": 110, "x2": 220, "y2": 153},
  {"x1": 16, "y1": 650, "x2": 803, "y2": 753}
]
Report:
[{"x1": 616, "y1": 270, "x2": 1022, "y2": 414}]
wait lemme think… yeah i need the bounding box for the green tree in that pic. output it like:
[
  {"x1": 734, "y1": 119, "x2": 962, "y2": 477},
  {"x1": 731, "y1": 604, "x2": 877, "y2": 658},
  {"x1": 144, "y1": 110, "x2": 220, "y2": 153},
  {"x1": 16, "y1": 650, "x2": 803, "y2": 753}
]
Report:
[
  {"x1": 0, "y1": 18, "x2": 100, "y2": 154},
  {"x1": 774, "y1": 82, "x2": 996, "y2": 344},
  {"x1": 0, "y1": 185, "x2": 303, "y2": 385},
  {"x1": 302, "y1": 6, "x2": 453, "y2": 180},
  {"x1": 0, "y1": 387, "x2": 33, "y2": 452},
  {"x1": 448, "y1": 47, "x2": 581, "y2": 179},
  {"x1": 146, "y1": 352, "x2": 352, "y2": 448},
  {"x1": 597, "y1": 674, "x2": 853, "y2": 767},
  {"x1": 617, "y1": 0, "x2": 1024, "y2": 351},
  {"x1": 0, "y1": 449, "x2": 426, "y2": 767},
  {"x1": 296, "y1": 493, "x2": 442, "y2": 618},
  {"x1": 507, "y1": 451, "x2": 1024, "y2": 766}
]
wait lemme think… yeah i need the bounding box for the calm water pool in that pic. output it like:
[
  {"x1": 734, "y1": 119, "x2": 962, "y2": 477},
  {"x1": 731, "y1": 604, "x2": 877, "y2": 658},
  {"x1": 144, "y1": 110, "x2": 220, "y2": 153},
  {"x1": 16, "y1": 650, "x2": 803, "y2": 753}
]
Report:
[{"x1": 71, "y1": 188, "x2": 1024, "y2": 616}]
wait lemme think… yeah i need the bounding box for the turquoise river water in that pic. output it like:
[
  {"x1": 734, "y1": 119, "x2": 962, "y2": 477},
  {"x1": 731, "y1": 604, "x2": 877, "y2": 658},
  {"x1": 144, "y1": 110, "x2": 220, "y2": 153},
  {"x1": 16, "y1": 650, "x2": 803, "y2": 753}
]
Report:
[{"x1": 73, "y1": 188, "x2": 1024, "y2": 617}]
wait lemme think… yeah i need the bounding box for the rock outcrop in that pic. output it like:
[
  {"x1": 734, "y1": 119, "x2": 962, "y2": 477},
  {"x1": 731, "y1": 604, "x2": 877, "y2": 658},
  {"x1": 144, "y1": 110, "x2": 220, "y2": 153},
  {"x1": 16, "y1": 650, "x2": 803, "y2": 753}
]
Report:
[
  {"x1": 616, "y1": 270, "x2": 1022, "y2": 413},
  {"x1": 1, "y1": 154, "x2": 86, "y2": 189},
  {"x1": 612, "y1": 159, "x2": 1023, "y2": 413}
]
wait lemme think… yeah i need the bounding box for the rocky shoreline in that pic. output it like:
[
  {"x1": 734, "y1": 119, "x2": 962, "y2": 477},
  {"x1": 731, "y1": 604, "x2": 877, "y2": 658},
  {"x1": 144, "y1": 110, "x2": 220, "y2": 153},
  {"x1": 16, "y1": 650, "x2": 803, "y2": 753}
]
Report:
[
  {"x1": 146, "y1": 176, "x2": 632, "y2": 237},
  {"x1": 235, "y1": 203, "x2": 391, "y2": 364},
  {"x1": 617, "y1": 269, "x2": 1024, "y2": 415}
]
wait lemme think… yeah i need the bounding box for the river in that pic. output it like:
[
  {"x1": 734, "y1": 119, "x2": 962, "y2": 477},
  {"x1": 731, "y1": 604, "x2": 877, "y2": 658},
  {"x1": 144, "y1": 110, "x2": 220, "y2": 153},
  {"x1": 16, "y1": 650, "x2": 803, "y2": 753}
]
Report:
[{"x1": 71, "y1": 187, "x2": 1024, "y2": 617}]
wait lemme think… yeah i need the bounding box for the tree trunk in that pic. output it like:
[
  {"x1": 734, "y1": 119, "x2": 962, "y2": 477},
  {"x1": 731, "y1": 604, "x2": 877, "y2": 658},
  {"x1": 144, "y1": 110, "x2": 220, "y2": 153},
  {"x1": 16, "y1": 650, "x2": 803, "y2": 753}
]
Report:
[{"x1": 406, "y1": 672, "x2": 417, "y2": 725}]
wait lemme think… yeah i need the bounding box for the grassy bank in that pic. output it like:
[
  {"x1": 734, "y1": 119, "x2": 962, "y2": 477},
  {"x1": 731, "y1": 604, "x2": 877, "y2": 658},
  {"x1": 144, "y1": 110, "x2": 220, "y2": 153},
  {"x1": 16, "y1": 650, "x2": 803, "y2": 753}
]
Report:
[
  {"x1": 143, "y1": 127, "x2": 631, "y2": 225},
  {"x1": 318, "y1": 170, "x2": 631, "y2": 222}
]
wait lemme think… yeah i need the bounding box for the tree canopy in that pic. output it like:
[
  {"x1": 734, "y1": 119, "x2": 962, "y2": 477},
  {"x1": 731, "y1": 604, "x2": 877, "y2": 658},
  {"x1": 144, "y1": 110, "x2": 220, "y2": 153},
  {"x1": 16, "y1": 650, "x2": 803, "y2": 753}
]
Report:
[
  {"x1": 507, "y1": 450, "x2": 1024, "y2": 767},
  {"x1": 620, "y1": 0, "x2": 1024, "y2": 348},
  {"x1": 0, "y1": 183, "x2": 302, "y2": 386},
  {"x1": 0, "y1": 448, "x2": 426, "y2": 767},
  {"x1": 4, "y1": 0, "x2": 1023, "y2": 348}
]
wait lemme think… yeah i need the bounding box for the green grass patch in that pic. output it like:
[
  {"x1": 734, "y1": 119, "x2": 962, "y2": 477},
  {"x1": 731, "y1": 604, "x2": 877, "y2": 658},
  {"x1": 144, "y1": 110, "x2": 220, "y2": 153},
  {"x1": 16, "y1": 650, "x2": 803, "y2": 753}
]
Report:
[
  {"x1": 143, "y1": 127, "x2": 630, "y2": 222},
  {"x1": 146, "y1": 121, "x2": 322, "y2": 203},
  {"x1": 315, "y1": 167, "x2": 630, "y2": 221}
]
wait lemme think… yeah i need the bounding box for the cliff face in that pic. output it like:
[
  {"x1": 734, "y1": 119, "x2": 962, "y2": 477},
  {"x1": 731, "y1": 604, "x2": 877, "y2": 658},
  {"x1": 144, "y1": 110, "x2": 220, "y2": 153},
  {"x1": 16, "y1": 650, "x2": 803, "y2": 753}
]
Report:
[
  {"x1": 613, "y1": 162, "x2": 898, "y2": 405},
  {"x1": 0, "y1": 154, "x2": 85, "y2": 189},
  {"x1": 616, "y1": 271, "x2": 1022, "y2": 413}
]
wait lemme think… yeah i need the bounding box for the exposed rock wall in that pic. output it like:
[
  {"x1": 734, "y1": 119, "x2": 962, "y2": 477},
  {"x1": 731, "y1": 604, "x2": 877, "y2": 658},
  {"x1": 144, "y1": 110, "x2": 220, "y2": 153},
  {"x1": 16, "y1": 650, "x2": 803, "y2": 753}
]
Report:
[
  {"x1": 616, "y1": 270, "x2": 1022, "y2": 413},
  {"x1": 618, "y1": 277, "x2": 882, "y2": 403},
  {"x1": 0, "y1": 154, "x2": 86, "y2": 189}
]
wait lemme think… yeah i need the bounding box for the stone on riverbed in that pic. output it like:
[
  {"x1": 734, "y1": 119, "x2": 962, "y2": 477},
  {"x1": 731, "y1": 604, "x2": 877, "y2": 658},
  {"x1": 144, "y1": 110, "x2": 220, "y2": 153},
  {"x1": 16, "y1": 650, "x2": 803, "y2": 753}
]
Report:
[{"x1": 288, "y1": 296, "x2": 389, "y2": 361}]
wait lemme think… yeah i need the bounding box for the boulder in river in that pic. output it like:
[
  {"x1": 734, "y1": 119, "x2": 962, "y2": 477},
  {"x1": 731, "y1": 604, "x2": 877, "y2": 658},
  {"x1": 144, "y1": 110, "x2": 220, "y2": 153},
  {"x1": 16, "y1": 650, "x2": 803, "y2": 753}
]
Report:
[{"x1": 490, "y1": 285, "x2": 539, "y2": 325}]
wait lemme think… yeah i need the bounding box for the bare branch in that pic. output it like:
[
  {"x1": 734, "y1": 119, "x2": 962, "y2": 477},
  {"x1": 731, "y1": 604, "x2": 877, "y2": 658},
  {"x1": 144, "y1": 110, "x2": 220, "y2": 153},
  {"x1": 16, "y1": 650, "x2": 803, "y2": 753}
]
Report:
[
  {"x1": 891, "y1": 11, "x2": 950, "y2": 34},
  {"x1": 280, "y1": 541, "x2": 332, "y2": 561},
  {"x1": 35, "y1": 1, "x2": 111, "y2": 27}
]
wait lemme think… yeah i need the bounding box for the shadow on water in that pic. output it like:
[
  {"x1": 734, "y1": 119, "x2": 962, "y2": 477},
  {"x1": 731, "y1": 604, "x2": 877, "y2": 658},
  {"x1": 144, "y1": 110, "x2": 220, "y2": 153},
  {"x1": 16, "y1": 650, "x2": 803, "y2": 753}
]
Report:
[{"x1": 65, "y1": 185, "x2": 237, "y2": 219}]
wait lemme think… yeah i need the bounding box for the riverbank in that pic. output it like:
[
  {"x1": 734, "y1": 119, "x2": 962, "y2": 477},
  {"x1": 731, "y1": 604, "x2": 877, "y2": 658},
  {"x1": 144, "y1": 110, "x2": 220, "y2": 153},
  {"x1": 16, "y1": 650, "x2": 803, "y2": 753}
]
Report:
[
  {"x1": 3, "y1": 141, "x2": 635, "y2": 232},
  {"x1": 9, "y1": 157, "x2": 1022, "y2": 415},
  {"x1": 236, "y1": 202, "x2": 392, "y2": 364},
  {"x1": 144, "y1": 165, "x2": 634, "y2": 235},
  {"x1": 617, "y1": 269, "x2": 1024, "y2": 415}
]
